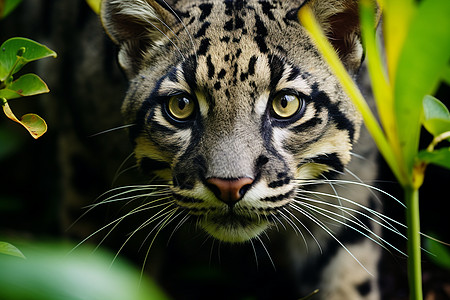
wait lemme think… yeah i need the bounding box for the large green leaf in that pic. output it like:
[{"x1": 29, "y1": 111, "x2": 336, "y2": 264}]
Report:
[
  {"x1": 0, "y1": 0, "x2": 22, "y2": 19},
  {"x1": 0, "y1": 243, "x2": 169, "y2": 300},
  {"x1": 417, "y1": 148, "x2": 450, "y2": 170},
  {"x1": 0, "y1": 73, "x2": 49, "y2": 100},
  {"x1": 0, "y1": 37, "x2": 56, "y2": 81},
  {"x1": 393, "y1": 0, "x2": 450, "y2": 176},
  {"x1": 422, "y1": 95, "x2": 450, "y2": 138}
]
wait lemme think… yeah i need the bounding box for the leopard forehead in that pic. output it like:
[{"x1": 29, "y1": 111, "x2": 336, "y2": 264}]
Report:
[{"x1": 124, "y1": 0, "x2": 350, "y2": 123}]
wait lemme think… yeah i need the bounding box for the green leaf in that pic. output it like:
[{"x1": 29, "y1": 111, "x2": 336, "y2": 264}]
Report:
[
  {"x1": 0, "y1": 37, "x2": 56, "y2": 81},
  {"x1": 0, "y1": 242, "x2": 26, "y2": 259},
  {"x1": 393, "y1": 0, "x2": 450, "y2": 175},
  {"x1": 417, "y1": 148, "x2": 450, "y2": 170},
  {"x1": 0, "y1": 73, "x2": 49, "y2": 100},
  {"x1": 422, "y1": 95, "x2": 450, "y2": 137},
  {"x1": 0, "y1": 0, "x2": 23, "y2": 19},
  {"x1": 0, "y1": 243, "x2": 170, "y2": 300},
  {"x1": 425, "y1": 235, "x2": 450, "y2": 269}
]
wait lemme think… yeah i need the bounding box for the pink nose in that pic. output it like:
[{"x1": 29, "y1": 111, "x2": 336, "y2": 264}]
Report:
[{"x1": 206, "y1": 177, "x2": 254, "y2": 205}]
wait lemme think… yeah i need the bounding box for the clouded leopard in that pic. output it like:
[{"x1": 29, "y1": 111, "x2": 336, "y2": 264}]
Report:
[{"x1": 99, "y1": 0, "x2": 384, "y2": 299}]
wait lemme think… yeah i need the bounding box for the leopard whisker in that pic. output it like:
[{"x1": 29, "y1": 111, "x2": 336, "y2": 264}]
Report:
[
  {"x1": 256, "y1": 235, "x2": 276, "y2": 271},
  {"x1": 297, "y1": 188, "x2": 406, "y2": 235},
  {"x1": 295, "y1": 196, "x2": 407, "y2": 241},
  {"x1": 284, "y1": 206, "x2": 323, "y2": 254},
  {"x1": 290, "y1": 204, "x2": 374, "y2": 276},
  {"x1": 88, "y1": 124, "x2": 136, "y2": 138},
  {"x1": 167, "y1": 210, "x2": 191, "y2": 245},
  {"x1": 71, "y1": 198, "x2": 174, "y2": 253},
  {"x1": 277, "y1": 209, "x2": 304, "y2": 238},
  {"x1": 294, "y1": 178, "x2": 404, "y2": 208},
  {"x1": 96, "y1": 198, "x2": 174, "y2": 252},
  {"x1": 140, "y1": 207, "x2": 179, "y2": 283},
  {"x1": 111, "y1": 203, "x2": 177, "y2": 266},
  {"x1": 249, "y1": 239, "x2": 259, "y2": 269},
  {"x1": 294, "y1": 201, "x2": 407, "y2": 257},
  {"x1": 280, "y1": 207, "x2": 309, "y2": 252},
  {"x1": 68, "y1": 185, "x2": 170, "y2": 233}
]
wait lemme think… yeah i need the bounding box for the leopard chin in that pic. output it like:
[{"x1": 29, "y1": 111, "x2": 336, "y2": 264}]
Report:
[{"x1": 199, "y1": 212, "x2": 270, "y2": 243}]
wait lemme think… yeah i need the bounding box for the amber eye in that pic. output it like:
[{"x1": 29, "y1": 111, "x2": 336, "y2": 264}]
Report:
[
  {"x1": 271, "y1": 93, "x2": 302, "y2": 119},
  {"x1": 166, "y1": 95, "x2": 195, "y2": 120}
]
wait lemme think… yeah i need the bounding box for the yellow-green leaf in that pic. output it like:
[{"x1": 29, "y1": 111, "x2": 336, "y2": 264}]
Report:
[
  {"x1": 0, "y1": 242, "x2": 26, "y2": 259},
  {"x1": 0, "y1": 73, "x2": 49, "y2": 100},
  {"x1": 2, "y1": 100, "x2": 47, "y2": 139},
  {"x1": 85, "y1": 0, "x2": 101, "y2": 14}
]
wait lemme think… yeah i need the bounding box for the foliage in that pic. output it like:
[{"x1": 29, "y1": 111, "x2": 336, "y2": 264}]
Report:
[
  {"x1": 86, "y1": 0, "x2": 101, "y2": 14},
  {"x1": 0, "y1": 37, "x2": 56, "y2": 139},
  {"x1": 298, "y1": 0, "x2": 450, "y2": 299},
  {"x1": 0, "y1": 0, "x2": 22, "y2": 19},
  {"x1": 0, "y1": 241, "x2": 25, "y2": 259},
  {"x1": 0, "y1": 242, "x2": 169, "y2": 300}
]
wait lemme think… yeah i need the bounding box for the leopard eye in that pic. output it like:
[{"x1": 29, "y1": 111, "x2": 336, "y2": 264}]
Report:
[
  {"x1": 271, "y1": 93, "x2": 303, "y2": 119},
  {"x1": 166, "y1": 95, "x2": 195, "y2": 120}
]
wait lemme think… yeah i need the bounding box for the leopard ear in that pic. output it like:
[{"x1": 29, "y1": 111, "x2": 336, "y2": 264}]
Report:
[
  {"x1": 101, "y1": 0, "x2": 177, "y2": 78},
  {"x1": 304, "y1": 0, "x2": 379, "y2": 73}
]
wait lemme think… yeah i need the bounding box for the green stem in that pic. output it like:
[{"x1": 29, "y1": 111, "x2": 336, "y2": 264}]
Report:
[{"x1": 405, "y1": 186, "x2": 423, "y2": 300}]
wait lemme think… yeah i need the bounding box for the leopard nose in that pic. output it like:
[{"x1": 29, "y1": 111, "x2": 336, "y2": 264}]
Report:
[{"x1": 206, "y1": 177, "x2": 254, "y2": 205}]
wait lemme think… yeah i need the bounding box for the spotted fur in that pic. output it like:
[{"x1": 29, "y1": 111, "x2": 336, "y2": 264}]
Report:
[{"x1": 101, "y1": 0, "x2": 383, "y2": 299}]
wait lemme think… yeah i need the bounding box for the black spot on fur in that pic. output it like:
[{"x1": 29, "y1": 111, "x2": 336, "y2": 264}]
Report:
[
  {"x1": 199, "y1": 3, "x2": 213, "y2": 21},
  {"x1": 181, "y1": 56, "x2": 198, "y2": 90},
  {"x1": 261, "y1": 189, "x2": 294, "y2": 202},
  {"x1": 197, "y1": 38, "x2": 211, "y2": 56},
  {"x1": 254, "y1": 14, "x2": 268, "y2": 53},
  {"x1": 224, "y1": 19, "x2": 234, "y2": 31},
  {"x1": 140, "y1": 157, "x2": 171, "y2": 173},
  {"x1": 356, "y1": 280, "x2": 372, "y2": 297},
  {"x1": 268, "y1": 54, "x2": 284, "y2": 90},
  {"x1": 194, "y1": 22, "x2": 210, "y2": 38},
  {"x1": 255, "y1": 155, "x2": 269, "y2": 168},
  {"x1": 221, "y1": 36, "x2": 231, "y2": 43},
  {"x1": 291, "y1": 117, "x2": 323, "y2": 133},
  {"x1": 206, "y1": 55, "x2": 215, "y2": 79},
  {"x1": 309, "y1": 152, "x2": 344, "y2": 174},
  {"x1": 248, "y1": 55, "x2": 257, "y2": 75},
  {"x1": 235, "y1": 16, "x2": 244, "y2": 29},
  {"x1": 218, "y1": 69, "x2": 227, "y2": 79},
  {"x1": 214, "y1": 82, "x2": 221, "y2": 90},
  {"x1": 259, "y1": 1, "x2": 276, "y2": 20},
  {"x1": 287, "y1": 66, "x2": 301, "y2": 81},
  {"x1": 310, "y1": 84, "x2": 356, "y2": 142},
  {"x1": 268, "y1": 177, "x2": 291, "y2": 188}
]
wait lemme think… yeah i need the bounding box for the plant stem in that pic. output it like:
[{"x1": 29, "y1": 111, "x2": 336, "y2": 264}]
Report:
[{"x1": 405, "y1": 185, "x2": 423, "y2": 300}]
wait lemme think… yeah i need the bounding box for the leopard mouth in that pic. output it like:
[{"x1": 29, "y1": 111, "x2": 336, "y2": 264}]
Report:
[{"x1": 198, "y1": 210, "x2": 270, "y2": 243}]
